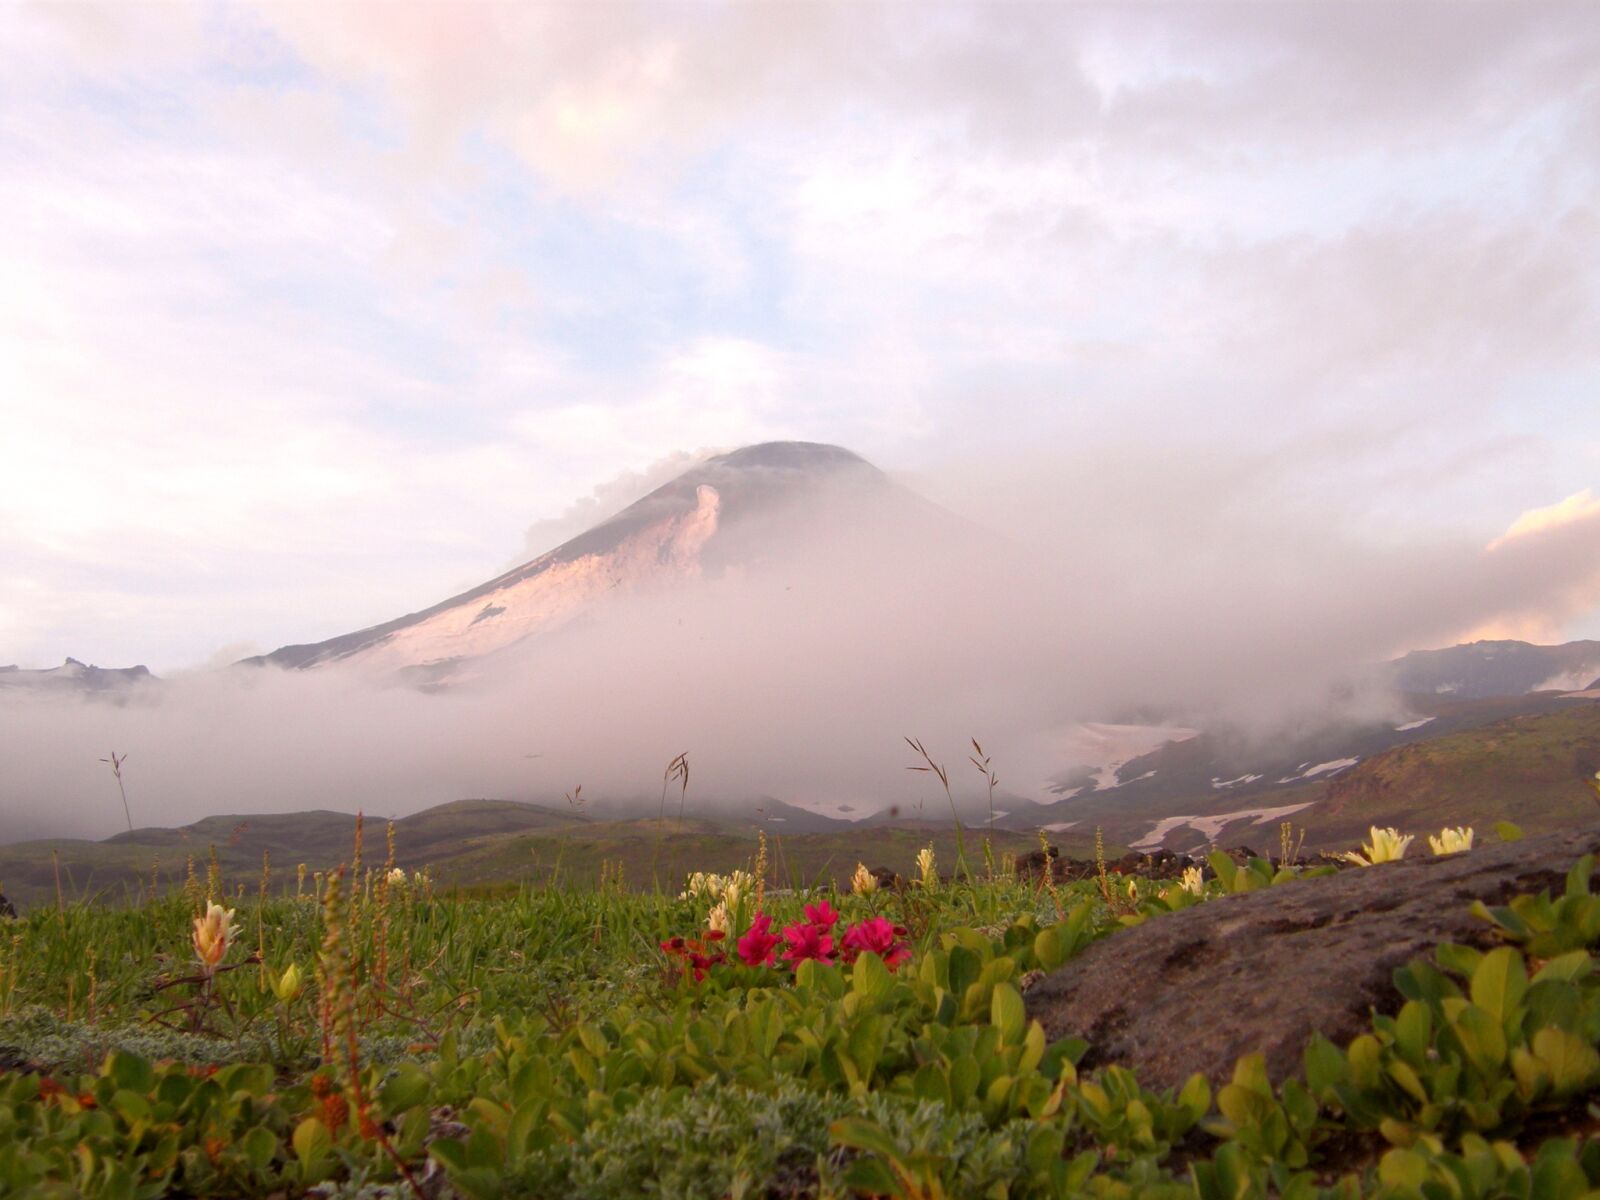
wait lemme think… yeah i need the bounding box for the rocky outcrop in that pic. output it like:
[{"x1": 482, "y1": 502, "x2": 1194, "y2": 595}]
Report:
[
  {"x1": 0, "y1": 893, "x2": 15, "y2": 919},
  {"x1": 1027, "y1": 823, "x2": 1600, "y2": 1090}
]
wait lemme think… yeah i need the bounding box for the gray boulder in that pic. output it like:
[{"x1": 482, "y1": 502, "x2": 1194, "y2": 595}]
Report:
[{"x1": 1027, "y1": 822, "x2": 1600, "y2": 1091}]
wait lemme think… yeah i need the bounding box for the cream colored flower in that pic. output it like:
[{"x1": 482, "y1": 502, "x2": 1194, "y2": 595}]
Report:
[
  {"x1": 916, "y1": 845, "x2": 937, "y2": 888},
  {"x1": 1339, "y1": 826, "x2": 1414, "y2": 867},
  {"x1": 386, "y1": 867, "x2": 407, "y2": 886},
  {"x1": 707, "y1": 901, "x2": 731, "y2": 934},
  {"x1": 851, "y1": 862, "x2": 878, "y2": 896},
  {"x1": 192, "y1": 903, "x2": 235, "y2": 973},
  {"x1": 1428, "y1": 826, "x2": 1474, "y2": 856},
  {"x1": 1125, "y1": 878, "x2": 1139, "y2": 900},
  {"x1": 1180, "y1": 866, "x2": 1205, "y2": 896}
]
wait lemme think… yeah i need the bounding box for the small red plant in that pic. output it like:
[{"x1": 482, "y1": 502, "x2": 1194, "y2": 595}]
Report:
[
  {"x1": 660, "y1": 931, "x2": 727, "y2": 982},
  {"x1": 780, "y1": 920, "x2": 835, "y2": 966},
  {"x1": 736, "y1": 914, "x2": 779, "y2": 967},
  {"x1": 841, "y1": 916, "x2": 912, "y2": 969}
]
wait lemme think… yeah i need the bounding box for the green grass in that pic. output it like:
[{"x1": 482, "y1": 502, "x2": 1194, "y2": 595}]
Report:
[{"x1": 4, "y1": 826, "x2": 1600, "y2": 1196}]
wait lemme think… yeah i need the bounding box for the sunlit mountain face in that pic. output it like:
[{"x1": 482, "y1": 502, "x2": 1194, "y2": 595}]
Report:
[{"x1": 244, "y1": 442, "x2": 929, "y2": 684}]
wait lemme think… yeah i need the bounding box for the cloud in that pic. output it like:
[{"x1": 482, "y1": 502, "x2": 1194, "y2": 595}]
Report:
[
  {"x1": 4, "y1": 0, "x2": 1599, "y2": 672},
  {"x1": 1490, "y1": 489, "x2": 1600, "y2": 550},
  {"x1": 516, "y1": 449, "x2": 717, "y2": 562},
  {"x1": 7, "y1": 448, "x2": 1600, "y2": 839}
]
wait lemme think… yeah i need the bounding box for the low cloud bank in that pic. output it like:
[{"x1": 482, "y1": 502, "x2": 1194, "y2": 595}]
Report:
[{"x1": 4, "y1": 448, "x2": 1599, "y2": 840}]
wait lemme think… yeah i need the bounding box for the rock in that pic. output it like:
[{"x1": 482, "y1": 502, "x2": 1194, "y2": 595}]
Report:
[
  {"x1": 0, "y1": 893, "x2": 14, "y2": 919},
  {"x1": 1027, "y1": 822, "x2": 1600, "y2": 1091},
  {"x1": 1017, "y1": 845, "x2": 1205, "y2": 884}
]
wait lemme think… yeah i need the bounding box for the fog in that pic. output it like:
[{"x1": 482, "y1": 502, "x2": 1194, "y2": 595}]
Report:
[{"x1": 4, "y1": 447, "x2": 1599, "y2": 841}]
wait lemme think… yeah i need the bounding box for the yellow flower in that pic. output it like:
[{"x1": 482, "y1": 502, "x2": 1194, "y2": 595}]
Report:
[
  {"x1": 1180, "y1": 866, "x2": 1205, "y2": 896},
  {"x1": 271, "y1": 962, "x2": 303, "y2": 1002},
  {"x1": 1126, "y1": 878, "x2": 1139, "y2": 900},
  {"x1": 1427, "y1": 826, "x2": 1474, "y2": 856},
  {"x1": 851, "y1": 862, "x2": 878, "y2": 896},
  {"x1": 1339, "y1": 826, "x2": 1413, "y2": 867},
  {"x1": 192, "y1": 902, "x2": 235, "y2": 972},
  {"x1": 916, "y1": 846, "x2": 937, "y2": 888}
]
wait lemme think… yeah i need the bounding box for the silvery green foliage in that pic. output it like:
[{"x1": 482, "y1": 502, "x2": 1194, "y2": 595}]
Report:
[
  {"x1": 510, "y1": 1080, "x2": 845, "y2": 1199},
  {"x1": 0, "y1": 1007, "x2": 492, "y2": 1074},
  {"x1": 0, "y1": 1007, "x2": 278, "y2": 1070}
]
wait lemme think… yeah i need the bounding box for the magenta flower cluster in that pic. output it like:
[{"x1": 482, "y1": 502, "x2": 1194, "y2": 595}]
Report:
[{"x1": 729, "y1": 900, "x2": 911, "y2": 972}]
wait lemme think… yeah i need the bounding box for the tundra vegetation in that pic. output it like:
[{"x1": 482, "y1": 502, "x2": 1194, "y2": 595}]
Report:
[{"x1": 3, "y1": 810, "x2": 1600, "y2": 1198}]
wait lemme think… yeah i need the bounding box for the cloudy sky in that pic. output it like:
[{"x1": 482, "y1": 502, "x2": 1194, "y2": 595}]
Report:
[{"x1": 3, "y1": 1, "x2": 1598, "y2": 673}]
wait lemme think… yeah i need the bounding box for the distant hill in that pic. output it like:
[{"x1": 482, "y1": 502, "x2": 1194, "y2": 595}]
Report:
[
  {"x1": 0, "y1": 658, "x2": 154, "y2": 695},
  {"x1": 1389, "y1": 639, "x2": 1600, "y2": 698},
  {"x1": 1065, "y1": 699, "x2": 1600, "y2": 854},
  {"x1": 0, "y1": 796, "x2": 1069, "y2": 909}
]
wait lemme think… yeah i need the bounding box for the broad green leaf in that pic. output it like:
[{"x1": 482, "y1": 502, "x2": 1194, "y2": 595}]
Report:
[
  {"x1": 1469, "y1": 947, "x2": 1528, "y2": 1024},
  {"x1": 991, "y1": 982, "x2": 1025, "y2": 1043}
]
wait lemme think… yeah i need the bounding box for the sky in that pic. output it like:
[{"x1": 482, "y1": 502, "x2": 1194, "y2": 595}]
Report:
[{"x1": 3, "y1": 0, "x2": 1600, "y2": 676}]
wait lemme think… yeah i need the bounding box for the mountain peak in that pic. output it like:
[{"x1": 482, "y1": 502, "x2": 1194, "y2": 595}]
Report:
[
  {"x1": 250, "y1": 441, "x2": 909, "y2": 675},
  {"x1": 704, "y1": 441, "x2": 873, "y2": 472}
]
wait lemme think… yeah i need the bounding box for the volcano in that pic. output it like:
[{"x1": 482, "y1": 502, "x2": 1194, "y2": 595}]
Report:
[{"x1": 247, "y1": 441, "x2": 922, "y2": 681}]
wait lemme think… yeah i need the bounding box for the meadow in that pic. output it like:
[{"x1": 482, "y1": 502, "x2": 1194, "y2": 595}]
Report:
[{"x1": 3, "y1": 820, "x2": 1600, "y2": 1198}]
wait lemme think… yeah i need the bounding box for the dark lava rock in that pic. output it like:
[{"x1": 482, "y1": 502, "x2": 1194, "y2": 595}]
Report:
[
  {"x1": 0, "y1": 893, "x2": 14, "y2": 919},
  {"x1": 1018, "y1": 844, "x2": 1205, "y2": 883},
  {"x1": 1027, "y1": 822, "x2": 1600, "y2": 1091}
]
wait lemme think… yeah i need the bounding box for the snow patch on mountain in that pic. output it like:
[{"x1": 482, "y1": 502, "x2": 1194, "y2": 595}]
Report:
[
  {"x1": 1057, "y1": 722, "x2": 1198, "y2": 791},
  {"x1": 1276, "y1": 757, "x2": 1359, "y2": 782},
  {"x1": 1130, "y1": 802, "x2": 1315, "y2": 851},
  {"x1": 1210, "y1": 773, "x2": 1263, "y2": 790}
]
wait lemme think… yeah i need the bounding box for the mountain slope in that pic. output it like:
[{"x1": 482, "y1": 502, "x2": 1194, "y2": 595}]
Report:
[
  {"x1": 246, "y1": 442, "x2": 903, "y2": 679},
  {"x1": 0, "y1": 658, "x2": 154, "y2": 695},
  {"x1": 1389, "y1": 639, "x2": 1600, "y2": 698}
]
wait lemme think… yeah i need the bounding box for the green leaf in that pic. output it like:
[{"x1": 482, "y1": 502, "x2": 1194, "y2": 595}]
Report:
[
  {"x1": 292, "y1": 1117, "x2": 333, "y2": 1183},
  {"x1": 1493, "y1": 820, "x2": 1523, "y2": 843},
  {"x1": 1450, "y1": 1003, "x2": 1508, "y2": 1074},
  {"x1": 990, "y1": 982, "x2": 1025, "y2": 1044},
  {"x1": 1532, "y1": 950, "x2": 1594, "y2": 984},
  {"x1": 851, "y1": 951, "x2": 892, "y2": 1001},
  {"x1": 379, "y1": 1062, "x2": 432, "y2": 1114},
  {"x1": 1394, "y1": 1000, "x2": 1433, "y2": 1064},
  {"x1": 240, "y1": 1126, "x2": 276, "y2": 1172},
  {"x1": 829, "y1": 1116, "x2": 901, "y2": 1160},
  {"x1": 1470, "y1": 947, "x2": 1528, "y2": 1024},
  {"x1": 1303, "y1": 1034, "x2": 1347, "y2": 1096},
  {"x1": 1532, "y1": 1027, "x2": 1600, "y2": 1095},
  {"x1": 104, "y1": 1052, "x2": 154, "y2": 1094}
]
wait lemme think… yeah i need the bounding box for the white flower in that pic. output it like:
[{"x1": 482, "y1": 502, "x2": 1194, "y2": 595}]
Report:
[
  {"x1": 1180, "y1": 867, "x2": 1205, "y2": 896},
  {"x1": 916, "y1": 846, "x2": 937, "y2": 888},
  {"x1": 1340, "y1": 826, "x2": 1414, "y2": 867},
  {"x1": 192, "y1": 903, "x2": 235, "y2": 973},
  {"x1": 386, "y1": 867, "x2": 407, "y2": 886},
  {"x1": 1428, "y1": 826, "x2": 1474, "y2": 856},
  {"x1": 851, "y1": 862, "x2": 878, "y2": 896},
  {"x1": 706, "y1": 901, "x2": 731, "y2": 934}
]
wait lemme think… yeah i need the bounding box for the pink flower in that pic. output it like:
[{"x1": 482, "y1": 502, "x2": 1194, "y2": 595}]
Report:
[
  {"x1": 736, "y1": 913, "x2": 780, "y2": 967},
  {"x1": 841, "y1": 917, "x2": 912, "y2": 969},
  {"x1": 803, "y1": 900, "x2": 840, "y2": 931},
  {"x1": 780, "y1": 920, "x2": 835, "y2": 966}
]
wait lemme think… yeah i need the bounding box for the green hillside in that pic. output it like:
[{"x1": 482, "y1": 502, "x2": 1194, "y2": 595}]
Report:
[{"x1": 1310, "y1": 700, "x2": 1600, "y2": 843}]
